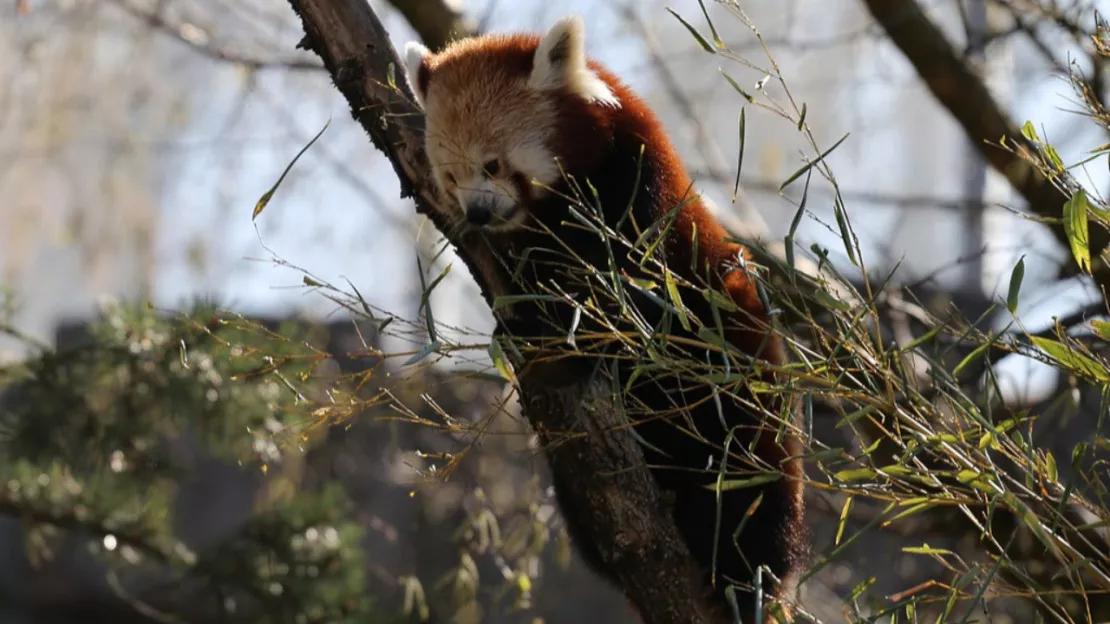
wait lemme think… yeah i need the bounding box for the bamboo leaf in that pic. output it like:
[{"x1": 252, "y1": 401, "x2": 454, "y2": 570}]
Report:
[
  {"x1": 779, "y1": 133, "x2": 850, "y2": 192},
  {"x1": 695, "y1": 0, "x2": 723, "y2": 47},
  {"x1": 1031, "y1": 335, "x2": 1109, "y2": 382},
  {"x1": 732, "y1": 108, "x2": 745, "y2": 203},
  {"x1": 664, "y1": 270, "x2": 691, "y2": 332},
  {"x1": 1006, "y1": 256, "x2": 1025, "y2": 315},
  {"x1": 835, "y1": 469, "x2": 877, "y2": 482},
  {"x1": 253, "y1": 119, "x2": 330, "y2": 219},
  {"x1": 1063, "y1": 189, "x2": 1092, "y2": 274},
  {"x1": 666, "y1": 8, "x2": 715, "y2": 53},
  {"x1": 720, "y1": 69, "x2": 754, "y2": 102},
  {"x1": 715, "y1": 473, "x2": 781, "y2": 491},
  {"x1": 1020, "y1": 120, "x2": 1039, "y2": 143}
]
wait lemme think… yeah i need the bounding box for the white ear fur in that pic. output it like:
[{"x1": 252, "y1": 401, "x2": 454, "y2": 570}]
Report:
[
  {"x1": 404, "y1": 41, "x2": 432, "y2": 106},
  {"x1": 529, "y1": 15, "x2": 619, "y2": 107}
]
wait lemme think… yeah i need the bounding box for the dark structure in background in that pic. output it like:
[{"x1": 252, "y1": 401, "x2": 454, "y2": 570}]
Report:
[
  {"x1": 0, "y1": 272, "x2": 1107, "y2": 623},
  {"x1": 0, "y1": 315, "x2": 631, "y2": 624}
]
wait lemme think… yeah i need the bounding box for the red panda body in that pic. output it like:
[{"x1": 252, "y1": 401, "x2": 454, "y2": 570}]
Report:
[{"x1": 406, "y1": 16, "x2": 808, "y2": 620}]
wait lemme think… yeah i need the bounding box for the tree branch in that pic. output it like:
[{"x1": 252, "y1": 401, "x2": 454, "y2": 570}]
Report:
[
  {"x1": 859, "y1": 0, "x2": 1109, "y2": 275},
  {"x1": 109, "y1": 0, "x2": 324, "y2": 72},
  {"x1": 385, "y1": 0, "x2": 477, "y2": 50},
  {"x1": 283, "y1": 1, "x2": 725, "y2": 622}
]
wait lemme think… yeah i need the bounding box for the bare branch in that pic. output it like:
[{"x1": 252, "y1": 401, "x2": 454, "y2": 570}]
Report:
[
  {"x1": 859, "y1": 0, "x2": 1109, "y2": 277},
  {"x1": 109, "y1": 0, "x2": 323, "y2": 72},
  {"x1": 385, "y1": 0, "x2": 477, "y2": 50}
]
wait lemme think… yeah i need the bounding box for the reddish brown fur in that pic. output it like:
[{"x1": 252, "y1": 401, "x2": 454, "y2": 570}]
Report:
[
  {"x1": 558, "y1": 49, "x2": 805, "y2": 516},
  {"x1": 412, "y1": 27, "x2": 807, "y2": 621},
  {"x1": 422, "y1": 36, "x2": 784, "y2": 363}
]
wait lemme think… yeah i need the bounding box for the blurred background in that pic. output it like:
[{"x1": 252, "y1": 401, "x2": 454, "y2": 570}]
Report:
[{"x1": 2, "y1": 0, "x2": 1109, "y2": 622}]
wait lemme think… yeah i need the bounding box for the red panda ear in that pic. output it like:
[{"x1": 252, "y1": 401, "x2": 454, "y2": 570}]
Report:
[
  {"x1": 530, "y1": 16, "x2": 586, "y2": 92},
  {"x1": 404, "y1": 41, "x2": 432, "y2": 107},
  {"x1": 529, "y1": 16, "x2": 619, "y2": 107}
]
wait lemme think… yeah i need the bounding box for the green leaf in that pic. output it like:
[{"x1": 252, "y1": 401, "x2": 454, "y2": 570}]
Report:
[
  {"x1": 903, "y1": 544, "x2": 954, "y2": 556},
  {"x1": 386, "y1": 62, "x2": 397, "y2": 90},
  {"x1": 833, "y1": 195, "x2": 857, "y2": 266},
  {"x1": 664, "y1": 270, "x2": 691, "y2": 332},
  {"x1": 695, "y1": 0, "x2": 723, "y2": 47},
  {"x1": 701, "y1": 287, "x2": 739, "y2": 313},
  {"x1": 835, "y1": 468, "x2": 877, "y2": 482},
  {"x1": 715, "y1": 473, "x2": 781, "y2": 491},
  {"x1": 956, "y1": 469, "x2": 981, "y2": 483},
  {"x1": 415, "y1": 256, "x2": 450, "y2": 343},
  {"x1": 1006, "y1": 256, "x2": 1025, "y2": 315},
  {"x1": 779, "y1": 133, "x2": 850, "y2": 192},
  {"x1": 720, "y1": 70, "x2": 754, "y2": 102},
  {"x1": 404, "y1": 340, "x2": 441, "y2": 366},
  {"x1": 1030, "y1": 335, "x2": 1109, "y2": 382},
  {"x1": 787, "y1": 169, "x2": 811, "y2": 239},
  {"x1": 1063, "y1": 189, "x2": 1092, "y2": 274},
  {"x1": 814, "y1": 289, "x2": 851, "y2": 312},
  {"x1": 1045, "y1": 144, "x2": 1064, "y2": 171},
  {"x1": 1089, "y1": 200, "x2": 1110, "y2": 225},
  {"x1": 835, "y1": 495, "x2": 852, "y2": 546},
  {"x1": 1091, "y1": 319, "x2": 1110, "y2": 341},
  {"x1": 253, "y1": 119, "x2": 330, "y2": 220},
  {"x1": 899, "y1": 325, "x2": 942, "y2": 353},
  {"x1": 488, "y1": 338, "x2": 517, "y2": 384},
  {"x1": 666, "y1": 8, "x2": 715, "y2": 53},
  {"x1": 1021, "y1": 120, "x2": 1039, "y2": 143},
  {"x1": 1044, "y1": 451, "x2": 1058, "y2": 482},
  {"x1": 836, "y1": 405, "x2": 877, "y2": 428},
  {"x1": 784, "y1": 170, "x2": 813, "y2": 273},
  {"x1": 732, "y1": 108, "x2": 745, "y2": 203},
  {"x1": 953, "y1": 331, "x2": 1000, "y2": 377},
  {"x1": 696, "y1": 326, "x2": 728, "y2": 349}
]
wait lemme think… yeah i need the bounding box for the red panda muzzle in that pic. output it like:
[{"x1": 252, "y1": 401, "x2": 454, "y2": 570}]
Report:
[{"x1": 465, "y1": 202, "x2": 494, "y2": 226}]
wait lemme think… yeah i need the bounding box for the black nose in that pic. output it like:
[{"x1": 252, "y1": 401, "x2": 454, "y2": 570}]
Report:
[{"x1": 466, "y1": 204, "x2": 492, "y2": 225}]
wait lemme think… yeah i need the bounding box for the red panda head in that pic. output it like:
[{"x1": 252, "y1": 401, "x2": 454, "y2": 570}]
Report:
[{"x1": 404, "y1": 16, "x2": 621, "y2": 232}]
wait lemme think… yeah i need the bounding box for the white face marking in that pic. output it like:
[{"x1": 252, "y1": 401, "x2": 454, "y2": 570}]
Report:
[
  {"x1": 529, "y1": 15, "x2": 620, "y2": 108},
  {"x1": 454, "y1": 174, "x2": 526, "y2": 230},
  {"x1": 420, "y1": 102, "x2": 563, "y2": 233},
  {"x1": 508, "y1": 139, "x2": 560, "y2": 189}
]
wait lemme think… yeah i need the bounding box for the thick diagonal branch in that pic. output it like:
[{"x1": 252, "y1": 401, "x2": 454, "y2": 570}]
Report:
[
  {"x1": 283, "y1": 1, "x2": 723, "y2": 622},
  {"x1": 860, "y1": 0, "x2": 1109, "y2": 274},
  {"x1": 386, "y1": 0, "x2": 476, "y2": 50}
]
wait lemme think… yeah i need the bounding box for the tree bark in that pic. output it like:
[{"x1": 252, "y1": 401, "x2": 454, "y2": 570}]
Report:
[
  {"x1": 385, "y1": 0, "x2": 476, "y2": 50},
  {"x1": 859, "y1": 0, "x2": 1108, "y2": 278},
  {"x1": 284, "y1": 1, "x2": 724, "y2": 622}
]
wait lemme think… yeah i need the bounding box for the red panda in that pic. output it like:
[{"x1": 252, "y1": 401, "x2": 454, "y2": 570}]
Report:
[{"x1": 405, "y1": 15, "x2": 808, "y2": 621}]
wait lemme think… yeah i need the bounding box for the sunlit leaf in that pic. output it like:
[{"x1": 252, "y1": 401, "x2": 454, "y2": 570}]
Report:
[
  {"x1": 835, "y1": 469, "x2": 877, "y2": 482},
  {"x1": 1031, "y1": 335, "x2": 1109, "y2": 382},
  {"x1": 1063, "y1": 189, "x2": 1092, "y2": 274},
  {"x1": 1021, "y1": 120, "x2": 1039, "y2": 143}
]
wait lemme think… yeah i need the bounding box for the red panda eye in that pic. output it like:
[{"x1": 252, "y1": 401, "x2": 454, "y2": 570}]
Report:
[{"x1": 483, "y1": 159, "x2": 502, "y2": 177}]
